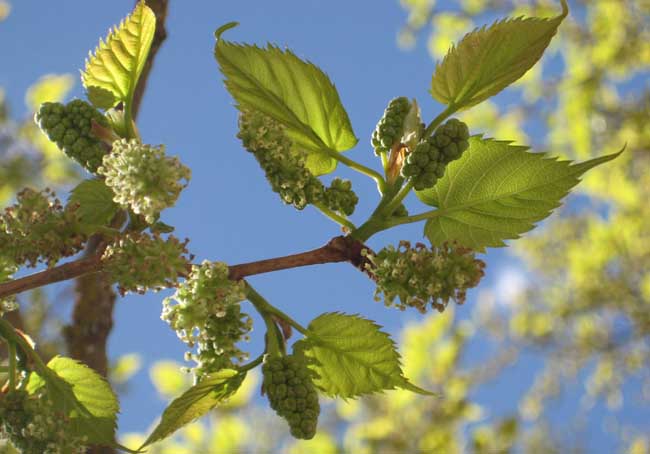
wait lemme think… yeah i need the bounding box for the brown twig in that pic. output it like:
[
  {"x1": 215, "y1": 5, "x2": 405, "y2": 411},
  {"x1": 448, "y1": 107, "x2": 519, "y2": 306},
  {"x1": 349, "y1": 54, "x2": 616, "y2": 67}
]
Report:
[
  {"x1": 0, "y1": 257, "x2": 103, "y2": 301},
  {"x1": 0, "y1": 236, "x2": 374, "y2": 301},
  {"x1": 229, "y1": 236, "x2": 374, "y2": 280}
]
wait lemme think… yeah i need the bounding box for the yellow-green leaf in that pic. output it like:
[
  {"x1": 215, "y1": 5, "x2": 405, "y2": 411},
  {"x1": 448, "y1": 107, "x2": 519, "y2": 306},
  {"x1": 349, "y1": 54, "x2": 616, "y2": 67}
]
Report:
[
  {"x1": 430, "y1": 0, "x2": 568, "y2": 109},
  {"x1": 140, "y1": 369, "x2": 246, "y2": 448},
  {"x1": 416, "y1": 136, "x2": 622, "y2": 250},
  {"x1": 26, "y1": 356, "x2": 119, "y2": 447},
  {"x1": 81, "y1": 1, "x2": 156, "y2": 109},
  {"x1": 215, "y1": 23, "x2": 358, "y2": 176},
  {"x1": 295, "y1": 312, "x2": 432, "y2": 398}
]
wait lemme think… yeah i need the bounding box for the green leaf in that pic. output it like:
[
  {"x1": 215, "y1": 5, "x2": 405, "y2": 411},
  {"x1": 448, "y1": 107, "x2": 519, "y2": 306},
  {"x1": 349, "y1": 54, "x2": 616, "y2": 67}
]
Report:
[
  {"x1": 141, "y1": 369, "x2": 246, "y2": 448},
  {"x1": 416, "y1": 136, "x2": 623, "y2": 250},
  {"x1": 69, "y1": 179, "x2": 120, "y2": 226},
  {"x1": 398, "y1": 377, "x2": 438, "y2": 396},
  {"x1": 82, "y1": 1, "x2": 156, "y2": 109},
  {"x1": 215, "y1": 24, "x2": 357, "y2": 176},
  {"x1": 295, "y1": 312, "x2": 406, "y2": 398},
  {"x1": 430, "y1": 0, "x2": 568, "y2": 109},
  {"x1": 26, "y1": 356, "x2": 119, "y2": 446}
]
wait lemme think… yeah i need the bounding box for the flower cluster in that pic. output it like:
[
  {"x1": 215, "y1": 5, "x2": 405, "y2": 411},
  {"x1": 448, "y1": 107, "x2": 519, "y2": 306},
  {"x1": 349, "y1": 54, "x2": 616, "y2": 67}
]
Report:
[
  {"x1": 0, "y1": 390, "x2": 87, "y2": 454},
  {"x1": 101, "y1": 232, "x2": 191, "y2": 295},
  {"x1": 238, "y1": 110, "x2": 325, "y2": 210},
  {"x1": 262, "y1": 354, "x2": 320, "y2": 440},
  {"x1": 0, "y1": 188, "x2": 86, "y2": 267},
  {"x1": 98, "y1": 139, "x2": 191, "y2": 223},
  {"x1": 366, "y1": 241, "x2": 485, "y2": 313},
  {"x1": 323, "y1": 178, "x2": 358, "y2": 216},
  {"x1": 35, "y1": 99, "x2": 110, "y2": 173},
  {"x1": 371, "y1": 97, "x2": 412, "y2": 156},
  {"x1": 162, "y1": 261, "x2": 252, "y2": 380},
  {"x1": 401, "y1": 118, "x2": 470, "y2": 191}
]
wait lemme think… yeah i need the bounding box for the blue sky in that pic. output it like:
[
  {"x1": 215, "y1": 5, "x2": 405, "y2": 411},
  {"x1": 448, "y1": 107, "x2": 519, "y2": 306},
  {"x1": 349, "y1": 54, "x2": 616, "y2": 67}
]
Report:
[{"x1": 0, "y1": 1, "x2": 638, "y2": 451}]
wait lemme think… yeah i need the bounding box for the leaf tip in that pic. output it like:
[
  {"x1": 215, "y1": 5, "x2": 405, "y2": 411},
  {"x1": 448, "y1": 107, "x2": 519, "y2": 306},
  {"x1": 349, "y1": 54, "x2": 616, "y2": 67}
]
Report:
[
  {"x1": 559, "y1": 0, "x2": 569, "y2": 18},
  {"x1": 215, "y1": 22, "x2": 239, "y2": 40}
]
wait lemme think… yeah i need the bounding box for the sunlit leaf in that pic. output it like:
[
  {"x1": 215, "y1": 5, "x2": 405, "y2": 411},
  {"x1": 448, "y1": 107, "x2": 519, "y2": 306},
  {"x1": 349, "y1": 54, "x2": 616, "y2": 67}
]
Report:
[
  {"x1": 26, "y1": 356, "x2": 119, "y2": 446},
  {"x1": 81, "y1": 1, "x2": 156, "y2": 109},
  {"x1": 416, "y1": 136, "x2": 622, "y2": 250},
  {"x1": 430, "y1": 0, "x2": 568, "y2": 109},
  {"x1": 295, "y1": 312, "x2": 430, "y2": 398},
  {"x1": 215, "y1": 23, "x2": 357, "y2": 175},
  {"x1": 141, "y1": 369, "x2": 246, "y2": 448}
]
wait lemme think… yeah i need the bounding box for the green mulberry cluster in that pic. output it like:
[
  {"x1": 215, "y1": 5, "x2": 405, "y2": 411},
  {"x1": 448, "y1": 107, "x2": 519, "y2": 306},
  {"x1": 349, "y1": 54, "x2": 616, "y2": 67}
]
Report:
[
  {"x1": 0, "y1": 390, "x2": 87, "y2": 454},
  {"x1": 262, "y1": 354, "x2": 320, "y2": 440},
  {"x1": 238, "y1": 110, "x2": 325, "y2": 210},
  {"x1": 102, "y1": 232, "x2": 191, "y2": 295},
  {"x1": 323, "y1": 178, "x2": 358, "y2": 216},
  {"x1": 401, "y1": 118, "x2": 470, "y2": 191},
  {"x1": 97, "y1": 139, "x2": 191, "y2": 224},
  {"x1": 162, "y1": 260, "x2": 252, "y2": 380},
  {"x1": 366, "y1": 241, "x2": 485, "y2": 313},
  {"x1": 0, "y1": 188, "x2": 86, "y2": 267},
  {"x1": 35, "y1": 99, "x2": 110, "y2": 173},
  {"x1": 371, "y1": 97, "x2": 412, "y2": 155}
]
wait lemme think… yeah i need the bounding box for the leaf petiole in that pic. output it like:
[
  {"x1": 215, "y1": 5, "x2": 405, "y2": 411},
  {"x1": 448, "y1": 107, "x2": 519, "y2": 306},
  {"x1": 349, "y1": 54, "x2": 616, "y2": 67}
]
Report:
[
  {"x1": 245, "y1": 282, "x2": 309, "y2": 336},
  {"x1": 313, "y1": 202, "x2": 356, "y2": 231},
  {"x1": 237, "y1": 353, "x2": 264, "y2": 372},
  {"x1": 321, "y1": 147, "x2": 386, "y2": 193},
  {"x1": 423, "y1": 104, "x2": 458, "y2": 138},
  {"x1": 382, "y1": 180, "x2": 414, "y2": 217},
  {"x1": 8, "y1": 342, "x2": 16, "y2": 390}
]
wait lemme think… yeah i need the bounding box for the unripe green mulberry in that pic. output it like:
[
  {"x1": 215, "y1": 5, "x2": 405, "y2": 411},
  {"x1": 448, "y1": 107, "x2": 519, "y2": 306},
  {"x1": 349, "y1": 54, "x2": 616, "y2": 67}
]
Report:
[
  {"x1": 401, "y1": 118, "x2": 470, "y2": 191},
  {"x1": 162, "y1": 260, "x2": 252, "y2": 379},
  {"x1": 262, "y1": 354, "x2": 320, "y2": 440},
  {"x1": 35, "y1": 99, "x2": 110, "y2": 173},
  {"x1": 371, "y1": 97, "x2": 412, "y2": 155},
  {"x1": 0, "y1": 390, "x2": 87, "y2": 454},
  {"x1": 366, "y1": 241, "x2": 485, "y2": 313},
  {"x1": 0, "y1": 188, "x2": 86, "y2": 267},
  {"x1": 102, "y1": 233, "x2": 191, "y2": 295},
  {"x1": 238, "y1": 110, "x2": 325, "y2": 210},
  {"x1": 98, "y1": 139, "x2": 191, "y2": 224},
  {"x1": 323, "y1": 178, "x2": 358, "y2": 216}
]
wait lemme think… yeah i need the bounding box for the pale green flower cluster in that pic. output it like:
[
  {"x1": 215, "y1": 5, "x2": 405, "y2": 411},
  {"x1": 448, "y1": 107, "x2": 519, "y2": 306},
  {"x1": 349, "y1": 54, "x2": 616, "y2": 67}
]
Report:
[
  {"x1": 102, "y1": 232, "x2": 191, "y2": 295},
  {"x1": 0, "y1": 390, "x2": 87, "y2": 454},
  {"x1": 366, "y1": 241, "x2": 485, "y2": 313},
  {"x1": 237, "y1": 110, "x2": 358, "y2": 215},
  {"x1": 238, "y1": 110, "x2": 325, "y2": 210},
  {"x1": 162, "y1": 260, "x2": 252, "y2": 379},
  {"x1": 98, "y1": 139, "x2": 191, "y2": 223},
  {"x1": 0, "y1": 188, "x2": 86, "y2": 268}
]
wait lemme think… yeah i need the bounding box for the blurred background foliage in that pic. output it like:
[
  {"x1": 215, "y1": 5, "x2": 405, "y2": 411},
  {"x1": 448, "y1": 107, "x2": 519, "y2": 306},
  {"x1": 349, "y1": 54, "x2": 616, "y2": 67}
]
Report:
[{"x1": 1, "y1": 0, "x2": 649, "y2": 452}]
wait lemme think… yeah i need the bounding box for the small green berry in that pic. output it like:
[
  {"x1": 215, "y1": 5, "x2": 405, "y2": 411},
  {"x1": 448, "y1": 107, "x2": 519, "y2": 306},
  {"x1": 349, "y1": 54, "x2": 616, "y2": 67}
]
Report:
[{"x1": 263, "y1": 354, "x2": 320, "y2": 440}]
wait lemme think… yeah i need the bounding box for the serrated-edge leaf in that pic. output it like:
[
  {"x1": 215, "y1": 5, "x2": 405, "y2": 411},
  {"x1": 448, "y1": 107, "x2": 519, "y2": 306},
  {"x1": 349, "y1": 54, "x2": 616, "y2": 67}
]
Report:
[
  {"x1": 430, "y1": 0, "x2": 568, "y2": 109},
  {"x1": 26, "y1": 356, "x2": 119, "y2": 446},
  {"x1": 416, "y1": 136, "x2": 622, "y2": 250},
  {"x1": 141, "y1": 369, "x2": 246, "y2": 448},
  {"x1": 82, "y1": 1, "x2": 156, "y2": 109},
  {"x1": 215, "y1": 26, "x2": 357, "y2": 175},
  {"x1": 69, "y1": 179, "x2": 120, "y2": 226},
  {"x1": 296, "y1": 312, "x2": 404, "y2": 399},
  {"x1": 398, "y1": 377, "x2": 438, "y2": 396}
]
